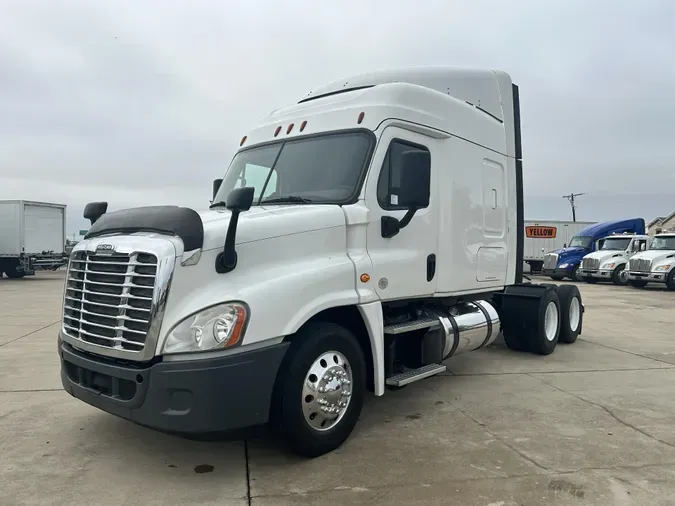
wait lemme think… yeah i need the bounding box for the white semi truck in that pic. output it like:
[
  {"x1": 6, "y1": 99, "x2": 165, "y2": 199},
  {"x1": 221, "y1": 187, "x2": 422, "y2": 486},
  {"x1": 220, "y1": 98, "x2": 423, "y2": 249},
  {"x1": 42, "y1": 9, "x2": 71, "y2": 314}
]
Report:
[
  {"x1": 579, "y1": 233, "x2": 650, "y2": 285},
  {"x1": 58, "y1": 67, "x2": 585, "y2": 458},
  {"x1": 626, "y1": 233, "x2": 675, "y2": 290},
  {"x1": 0, "y1": 200, "x2": 68, "y2": 278}
]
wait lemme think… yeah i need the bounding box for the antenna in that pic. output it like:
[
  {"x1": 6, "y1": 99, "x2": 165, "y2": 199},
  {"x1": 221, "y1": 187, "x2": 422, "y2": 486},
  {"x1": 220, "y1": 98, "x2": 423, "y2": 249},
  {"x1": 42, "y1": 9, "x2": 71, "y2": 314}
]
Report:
[{"x1": 562, "y1": 192, "x2": 585, "y2": 222}]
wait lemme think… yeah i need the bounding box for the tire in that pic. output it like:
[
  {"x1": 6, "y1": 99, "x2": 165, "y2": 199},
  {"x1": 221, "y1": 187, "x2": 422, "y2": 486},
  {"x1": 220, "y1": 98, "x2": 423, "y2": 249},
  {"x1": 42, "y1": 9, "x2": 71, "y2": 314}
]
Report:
[
  {"x1": 503, "y1": 328, "x2": 529, "y2": 352},
  {"x1": 550, "y1": 275, "x2": 564, "y2": 281},
  {"x1": 525, "y1": 287, "x2": 561, "y2": 355},
  {"x1": 666, "y1": 270, "x2": 675, "y2": 291},
  {"x1": 629, "y1": 280, "x2": 648, "y2": 288},
  {"x1": 584, "y1": 277, "x2": 598, "y2": 284},
  {"x1": 556, "y1": 285, "x2": 583, "y2": 344},
  {"x1": 611, "y1": 264, "x2": 628, "y2": 286},
  {"x1": 4, "y1": 267, "x2": 25, "y2": 279},
  {"x1": 270, "y1": 321, "x2": 366, "y2": 458},
  {"x1": 569, "y1": 264, "x2": 581, "y2": 282}
]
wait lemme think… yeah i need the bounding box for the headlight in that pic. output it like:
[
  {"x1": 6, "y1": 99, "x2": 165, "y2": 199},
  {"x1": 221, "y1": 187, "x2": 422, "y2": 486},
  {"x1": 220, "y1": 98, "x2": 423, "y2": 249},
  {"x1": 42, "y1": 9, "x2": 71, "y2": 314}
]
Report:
[
  {"x1": 654, "y1": 264, "x2": 671, "y2": 272},
  {"x1": 162, "y1": 302, "x2": 248, "y2": 354},
  {"x1": 559, "y1": 263, "x2": 569, "y2": 268},
  {"x1": 601, "y1": 263, "x2": 616, "y2": 269}
]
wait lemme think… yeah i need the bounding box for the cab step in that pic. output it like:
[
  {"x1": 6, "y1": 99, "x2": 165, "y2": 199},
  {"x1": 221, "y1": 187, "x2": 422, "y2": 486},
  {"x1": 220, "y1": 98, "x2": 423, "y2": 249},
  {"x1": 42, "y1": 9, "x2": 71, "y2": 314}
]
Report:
[
  {"x1": 385, "y1": 363, "x2": 447, "y2": 387},
  {"x1": 383, "y1": 316, "x2": 441, "y2": 335}
]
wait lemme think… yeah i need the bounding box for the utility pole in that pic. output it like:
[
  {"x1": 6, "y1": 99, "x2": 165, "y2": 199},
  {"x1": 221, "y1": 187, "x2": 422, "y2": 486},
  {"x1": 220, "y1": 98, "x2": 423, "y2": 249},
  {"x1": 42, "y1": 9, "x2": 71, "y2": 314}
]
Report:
[{"x1": 562, "y1": 192, "x2": 585, "y2": 222}]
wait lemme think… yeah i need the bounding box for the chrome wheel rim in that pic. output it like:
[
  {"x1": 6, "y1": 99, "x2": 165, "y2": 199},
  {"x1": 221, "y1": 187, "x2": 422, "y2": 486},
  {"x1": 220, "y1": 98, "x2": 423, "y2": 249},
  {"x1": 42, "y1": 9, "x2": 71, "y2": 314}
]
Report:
[
  {"x1": 302, "y1": 351, "x2": 353, "y2": 432},
  {"x1": 544, "y1": 301, "x2": 559, "y2": 341},
  {"x1": 618, "y1": 269, "x2": 628, "y2": 284},
  {"x1": 568, "y1": 296, "x2": 581, "y2": 332}
]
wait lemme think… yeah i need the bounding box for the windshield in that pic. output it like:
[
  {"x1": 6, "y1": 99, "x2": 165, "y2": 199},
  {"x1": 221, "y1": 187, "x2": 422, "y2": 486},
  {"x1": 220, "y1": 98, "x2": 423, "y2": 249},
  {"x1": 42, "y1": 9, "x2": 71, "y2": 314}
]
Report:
[
  {"x1": 600, "y1": 237, "x2": 631, "y2": 250},
  {"x1": 650, "y1": 236, "x2": 675, "y2": 250},
  {"x1": 568, "y1": 236, "x2": 593, "y2": 248},
  {"x1": 213, "y1": 131, "x2": 374, "y2": 206}
]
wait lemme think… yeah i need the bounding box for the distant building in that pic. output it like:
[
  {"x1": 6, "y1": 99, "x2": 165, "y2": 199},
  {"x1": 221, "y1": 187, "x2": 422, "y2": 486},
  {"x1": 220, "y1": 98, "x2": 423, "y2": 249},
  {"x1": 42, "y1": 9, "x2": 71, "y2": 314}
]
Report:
[{"x1": 649, "y1": 212, "x2": 675, "y2": 235}]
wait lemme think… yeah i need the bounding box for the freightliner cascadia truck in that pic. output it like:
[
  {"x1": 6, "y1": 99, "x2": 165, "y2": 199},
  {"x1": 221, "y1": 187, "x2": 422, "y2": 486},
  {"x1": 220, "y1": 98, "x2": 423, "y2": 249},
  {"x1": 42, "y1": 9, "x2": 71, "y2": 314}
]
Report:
[{"x1": 58, "y1": 67, "x2": 586, "y2": 458}]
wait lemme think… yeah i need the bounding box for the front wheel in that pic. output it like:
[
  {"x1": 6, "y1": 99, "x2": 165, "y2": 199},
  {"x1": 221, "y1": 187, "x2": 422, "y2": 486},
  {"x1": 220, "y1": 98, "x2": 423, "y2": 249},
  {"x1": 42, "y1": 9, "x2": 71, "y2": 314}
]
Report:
[
  {"x1": 271, "y1": 321, "x2": 366, "y2": 458},
  {"x1": 569, "y1": 264, "x2": 582, "y2": 282},
  {"x1": 612, "y1": 265, "x2": 628, "y2": 286},
  {"x1": 666, "y1": 270, "x2": 675, "y2": 291}
]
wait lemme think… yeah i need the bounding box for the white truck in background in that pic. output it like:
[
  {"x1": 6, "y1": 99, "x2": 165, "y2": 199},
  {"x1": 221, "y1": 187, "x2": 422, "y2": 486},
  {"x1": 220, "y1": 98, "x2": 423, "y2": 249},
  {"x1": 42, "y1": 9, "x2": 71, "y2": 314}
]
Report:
[
  {"x1": 0, "y1": 200, "x2": 68, "y2": 279},
  {"x1": 627, "y1": 233, "x2": 675, "y2": 290},
  {"x1": 57, "y1": 67, "x2": 586, "y2": 458},
  {"x1": 523, "y1": 220, "x2": 596, "y2": 274},
  {"x1": 579, "y1": 233, "x2": 650, "y2": 285}
]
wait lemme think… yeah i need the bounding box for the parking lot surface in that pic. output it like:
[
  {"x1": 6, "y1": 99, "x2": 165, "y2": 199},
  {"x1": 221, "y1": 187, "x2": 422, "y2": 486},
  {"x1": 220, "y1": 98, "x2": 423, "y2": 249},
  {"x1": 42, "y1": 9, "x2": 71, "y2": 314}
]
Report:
[{"x1": 2, "y1": 272, "x2": 675, "y2": 505}]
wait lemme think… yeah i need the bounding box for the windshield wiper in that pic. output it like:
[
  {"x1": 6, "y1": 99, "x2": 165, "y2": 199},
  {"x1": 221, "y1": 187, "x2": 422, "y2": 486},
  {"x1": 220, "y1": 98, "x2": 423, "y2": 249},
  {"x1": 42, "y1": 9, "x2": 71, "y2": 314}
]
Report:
[{"x1": 260, "y1": 196, "x2": 313, "y2": 204}]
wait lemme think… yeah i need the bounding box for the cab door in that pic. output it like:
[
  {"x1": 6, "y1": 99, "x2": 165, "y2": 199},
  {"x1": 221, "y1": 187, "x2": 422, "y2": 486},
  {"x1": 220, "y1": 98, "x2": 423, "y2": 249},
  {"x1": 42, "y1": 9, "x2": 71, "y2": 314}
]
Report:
[{"x1": 364, "y1": 126, "x2": 439, "y2": 300}]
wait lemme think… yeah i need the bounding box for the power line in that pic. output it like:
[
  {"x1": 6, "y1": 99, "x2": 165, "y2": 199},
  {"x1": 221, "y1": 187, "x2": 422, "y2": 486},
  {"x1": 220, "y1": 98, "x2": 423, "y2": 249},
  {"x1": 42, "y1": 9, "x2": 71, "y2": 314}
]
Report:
[{"x1": 562, "y1": 192, "x2": 585, "y2": 222}]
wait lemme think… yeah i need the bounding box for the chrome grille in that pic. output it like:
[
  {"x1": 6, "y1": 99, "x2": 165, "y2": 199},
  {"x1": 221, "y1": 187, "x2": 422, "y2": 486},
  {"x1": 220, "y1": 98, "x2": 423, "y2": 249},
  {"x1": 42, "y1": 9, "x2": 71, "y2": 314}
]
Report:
[
  {"x1": 582, "y1": 257, "x2": 600, "y2": 270},
  {"x1": 629, "y1": 258, "x2": 652, "y2": 273},
  {"x1": 543, "y1": 253, "x2": 558, "y2": 270},
  {"x1": 62, "y1": 251, "x2": 158, "y2": 352}
]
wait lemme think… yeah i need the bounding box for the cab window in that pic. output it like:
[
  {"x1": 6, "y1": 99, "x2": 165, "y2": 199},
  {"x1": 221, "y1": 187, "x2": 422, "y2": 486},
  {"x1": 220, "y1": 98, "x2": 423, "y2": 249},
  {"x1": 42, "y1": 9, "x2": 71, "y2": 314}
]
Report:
[{"x1": 377, "y1": 139, "x2": 430, "y2": 211}]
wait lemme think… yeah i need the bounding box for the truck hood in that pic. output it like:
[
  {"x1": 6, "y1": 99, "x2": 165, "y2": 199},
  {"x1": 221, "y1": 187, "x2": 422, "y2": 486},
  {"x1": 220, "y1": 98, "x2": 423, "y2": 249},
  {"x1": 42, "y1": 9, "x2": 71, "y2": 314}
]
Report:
[
  {"x1": 631, "y1": 250, "x2": 675, "y2": 262},
  {"x1": 197, "y1": 204, "x2": 347, "y2": 251},
  {"x1": 551, "y1": 246, "x2": 586, "y2": 257},
  {"x1": 584, "y1": 250, "x2": 625, "y2": 262}
]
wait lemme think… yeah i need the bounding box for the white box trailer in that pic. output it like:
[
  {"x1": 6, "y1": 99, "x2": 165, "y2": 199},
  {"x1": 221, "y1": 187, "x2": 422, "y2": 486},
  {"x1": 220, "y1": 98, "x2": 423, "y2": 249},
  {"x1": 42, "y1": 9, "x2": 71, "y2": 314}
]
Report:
[
  {"x1": 523, "y1": 220, "x2": 596, "y2": 273},
  {"x1": 0, "y1": 200, "x2": 67, "y2": 278}
]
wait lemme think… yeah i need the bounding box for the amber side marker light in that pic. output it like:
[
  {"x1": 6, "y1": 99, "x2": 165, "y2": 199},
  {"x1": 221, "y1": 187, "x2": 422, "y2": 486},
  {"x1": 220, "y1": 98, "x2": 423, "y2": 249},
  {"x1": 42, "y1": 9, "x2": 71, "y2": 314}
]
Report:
[{"x1": 360, "y1": 273, "x2": 370, "y2": 283}]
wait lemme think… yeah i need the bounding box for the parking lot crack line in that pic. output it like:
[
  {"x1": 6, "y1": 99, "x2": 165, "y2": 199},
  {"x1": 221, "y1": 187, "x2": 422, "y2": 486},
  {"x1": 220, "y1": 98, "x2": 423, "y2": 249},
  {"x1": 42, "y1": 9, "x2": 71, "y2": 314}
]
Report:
[
  {"x1": 0, "y1": 320, "x2": 60, "y2": 348},
  {"x1": 452, "y1": 404, "x2": 553, "y2": 474},
  {"x1": 244, "y1": 440, "x2": 252, "y2": 506},
  {"x1": 579, "y1": 338, "x2": 675, "y2": 367},
  {"x1": 0, "y1": 388, "x2": 64, "y2": 393},
  {"x1": 529, "y1": 373, "x2": 675, "y2": 451},
  {"x1": 448, "y1": 366, "x2": 675, "y2": 377}
]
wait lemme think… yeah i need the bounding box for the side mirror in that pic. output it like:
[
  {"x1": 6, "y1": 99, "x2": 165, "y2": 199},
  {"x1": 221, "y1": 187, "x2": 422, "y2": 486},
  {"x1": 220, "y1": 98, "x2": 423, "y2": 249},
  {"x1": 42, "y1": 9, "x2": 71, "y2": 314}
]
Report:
[
  {"x1": 216, "y1": 187, "x2": 255, "y2": 274},
  {"x1": 84, "y1": 202, "x2": 108, "y2": 225},
  {"x1": 226, "y1": 186, "x2": 255, "y2": 212},
  {"x1": 397, "y1": 150, "x2": 431, "y2": 208},
  {"x1": 563, "y1": 243, "x2": 567, "y2": 248},
  {"x1": 381, "y1": 150, "x2": 431, "y2": 239},
  {"x1": 212, "y1": 178, "x2": 223, "y2": 201},
  {"x1": 641, "y1": 243, "x2": 646, "y2": 251}
]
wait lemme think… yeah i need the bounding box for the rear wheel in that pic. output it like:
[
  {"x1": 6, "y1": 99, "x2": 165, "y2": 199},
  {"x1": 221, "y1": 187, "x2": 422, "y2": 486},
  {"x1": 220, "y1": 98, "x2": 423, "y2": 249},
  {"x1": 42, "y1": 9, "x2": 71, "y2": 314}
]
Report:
[
  {"x1": 3, "y1": 262, "x2": 25, "y2": 279},
  {"x1": 526, "y1": 288, "x2": 561, "y2": 355},
  {"x1": 271, "y1": 321, "x2": 366, "y2": 458},
  {"x1": 556, "y1": 285, "x2": 583, "y2": 344},
  {"x1": 629, "y1": 280, "x2": 648, "y2": 288}
]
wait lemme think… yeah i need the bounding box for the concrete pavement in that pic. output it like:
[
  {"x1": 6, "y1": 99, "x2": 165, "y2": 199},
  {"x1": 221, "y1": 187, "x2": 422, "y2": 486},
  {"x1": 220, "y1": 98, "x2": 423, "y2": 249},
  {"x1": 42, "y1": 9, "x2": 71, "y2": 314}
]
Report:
[{"x1": 2, "y1": 272, "x2": 675, "y2": 505}]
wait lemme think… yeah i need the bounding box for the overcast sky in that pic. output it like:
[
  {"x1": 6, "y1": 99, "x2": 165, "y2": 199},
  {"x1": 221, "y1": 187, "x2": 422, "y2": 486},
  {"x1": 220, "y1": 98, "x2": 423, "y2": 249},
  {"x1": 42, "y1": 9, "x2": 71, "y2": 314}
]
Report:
[{"x1": 1, "y1": 0, "x2": 674, "y2": 236}]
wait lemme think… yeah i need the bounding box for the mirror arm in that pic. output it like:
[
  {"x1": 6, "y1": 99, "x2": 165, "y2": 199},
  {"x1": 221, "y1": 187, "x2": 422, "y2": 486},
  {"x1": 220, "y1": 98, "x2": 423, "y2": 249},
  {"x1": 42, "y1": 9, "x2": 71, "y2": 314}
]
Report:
[
  {"x1": 215, "y1": 210, "x2": 242, "y2": 274},
  {"x1": 381, "y1": 208, "x2": 418, "y2": 239}
]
